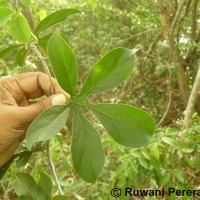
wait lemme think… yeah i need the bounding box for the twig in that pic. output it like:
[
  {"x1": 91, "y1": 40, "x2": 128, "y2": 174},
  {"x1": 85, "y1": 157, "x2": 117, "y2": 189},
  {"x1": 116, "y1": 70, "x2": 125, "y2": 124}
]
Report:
[
  {"x1": 119, "y1": 28, "x2": 163, "y2": 42},
  {"x1": 47, "y1": 141, "x2": 64, "y2": 195},
  {"x1": 191, "y1": 0, "x2": 198, "y2": 40},
  {"x1": 183, "y1": 62, "x2": 200, "y2": 128},
  {"x1": 30, "y1": 42, "x2": 55, "y2": 94},
  {"x1": 170, "y1": 0, "x2": 187, "y2": 35},
  {"x1": 12, "y1": 0, "x2": 63, "y2": 195},
  {"x1": 157, "y1": 63, "x2": 172, "y2": 127},
  {"x1": 30, "y1": 42, "x2": 64, "y2": 195}
]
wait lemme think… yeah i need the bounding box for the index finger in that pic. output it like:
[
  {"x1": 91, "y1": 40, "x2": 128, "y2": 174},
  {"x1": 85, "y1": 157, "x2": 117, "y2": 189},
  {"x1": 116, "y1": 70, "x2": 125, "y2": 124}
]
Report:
[{"x1": 16, "y1": 72, "x2": 71, "y2": 99}]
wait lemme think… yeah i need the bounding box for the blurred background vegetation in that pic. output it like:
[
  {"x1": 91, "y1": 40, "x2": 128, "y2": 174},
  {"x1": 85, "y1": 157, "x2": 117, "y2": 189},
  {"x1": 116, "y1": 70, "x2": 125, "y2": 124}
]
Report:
[{"x1": 0, "y1": 0, "x2": 200, "y2": 199}]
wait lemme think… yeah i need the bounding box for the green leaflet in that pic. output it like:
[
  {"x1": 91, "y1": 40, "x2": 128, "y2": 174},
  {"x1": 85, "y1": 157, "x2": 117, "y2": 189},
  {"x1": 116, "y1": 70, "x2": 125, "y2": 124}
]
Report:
[
  {"x1": 79, "y1": 48, "x2": 135, "y2": 97},
  {"x1": 85, "y1": 103, "x2": 155, "y2": 148},
  {"x1": 48, "y1": 31, "x2": 77, "y2": 96},
  {"x1": 71, "y1": 106, "x2": 105, "y2": 183},
  {"x1": 15, "y1": 173, "x2": 37, "y2": 199},
  {"x1": 38, "y1": 33, "x2": 69, "y2": 54},
  {"x1": 16, "y1": 151, "x2": 32, "y2": 168},
  {"x1": 0, "y1": 154, "x2": 18, "y2": 180},
  {"x1": 35, "y1": 9, "x2": 80, "y2": 35},
  {"x1": 15, "y1": 173, "x2": 53, "y2": 200},
  {"x1": 0, "y1": 7, "x2": 13, "y2": 26},
  {"x1": 8, "y1": 13, "x2": 31, "y2": 43},
  {"x1": 0, "y1": 44, "x2": 23, "y2": 58},
  {"x1": 26, "y1": 105, "x2": 69, "y2": 150},
  {"x1": 16, "y1": 47, "x2": 29, "y2": 66},
  {"x1": 35, "y1": 172, "x2": 52, "y2": 200}
]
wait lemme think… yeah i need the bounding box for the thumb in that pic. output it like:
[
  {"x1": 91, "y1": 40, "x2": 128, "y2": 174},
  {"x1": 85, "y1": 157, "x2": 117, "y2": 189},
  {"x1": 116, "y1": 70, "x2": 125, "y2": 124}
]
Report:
[{"x1": 22, "y1": 94, "x2": 67, "y2": 123}]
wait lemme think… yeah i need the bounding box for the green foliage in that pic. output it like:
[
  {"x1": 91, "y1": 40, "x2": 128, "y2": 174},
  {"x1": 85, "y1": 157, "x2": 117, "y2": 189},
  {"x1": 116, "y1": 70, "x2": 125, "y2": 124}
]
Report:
[
  {"x1": 8, "y1": 13, "x2": 31, "y2": 43},
  {"x1": 48, "y1": 31, "x2": 77, "y2": 96},
  {"x1": 26, "y1": 105, "x2": 69, "y2": 149},
  {"x1": 87, "y1": 103, "x2": 154, "y2": 147},
  {"x1": 79, "y1": 48, "x2": 135, "y2": 96},
  {"x1": 0, "y1": 44, "x2": 23, "y2": 58},
  {"x1": 15, "y1": 172, "x2": 68, "y2": 199},
  {"x1": 35, "y1": 9, "x2": 80, "y2": 36},
  {"x1": 16, "y1": 151, "x2": 32, "y2": 168},
  {"x1": 1, "y1": 0, "x2": 199, "y2": 198},
  {"x1": 25, "y1": 29, "x2": 155, "y2": 183},
  {"x1": 16, "y1": 47, "x2": 29, "y2": 66},
  {"x1": 38, "y1": 33, "x2": 69, "y2": 54},
  {"x1": 0, "y1": 7, "x2": 13, "y2": 26},
  {"x1": 71, "y1": 106, "x2": 104, "y2": 183}
]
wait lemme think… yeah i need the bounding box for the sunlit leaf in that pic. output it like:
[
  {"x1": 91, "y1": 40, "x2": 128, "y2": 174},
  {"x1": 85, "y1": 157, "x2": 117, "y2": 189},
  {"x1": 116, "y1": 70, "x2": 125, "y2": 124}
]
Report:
[
  {"x1": 71, "y1": 106, "x2": 105, "y2": 183},
  {"x1": 79, "y1": 48, "x2": 135, "y2": 97},
  {"x1": 0, "y1": 7, "x2": 13, "y2": 26},
  {"x1": 35, "y1": 9, "x2": 80, "y2": 35},
  {"x1": 26, "y1": 105, "x2": 69, "y2": 150},
  {"x1": 38, "y1": 33, "x2": 69, "y2": 54},
  {"x1": 8, "y1": 13, "x2": 31, "y2": 43},
  {"x1": 48, "y1": 30, "x2": 77, "y2": 96}
]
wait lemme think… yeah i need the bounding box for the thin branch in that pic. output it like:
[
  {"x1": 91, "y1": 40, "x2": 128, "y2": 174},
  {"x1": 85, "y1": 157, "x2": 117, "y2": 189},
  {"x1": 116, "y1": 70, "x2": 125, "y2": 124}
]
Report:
[
  {"x1": 30, "y1": 42, "x2": 55, "y2": 94},
  {"x1": 119, "y1": 28, "x2": 163, "y2": 42},
  {"x1": 30, "y1": 42, "x2": 64, "y2": 195},
  {"x1": 47, "y1": 141, "x2": 64, "y2": 195},
  {"x1": 183, "y1": 62, "x2": 200, "y2": 128},
  {"x1": 157, "y1": 64, "x2": 172, "y2": 127},
  {"x1": 191, "y1": 0, "x2": 198, "y2": 40},
  {"x1": 170, "y1": 0, "x2": 187, "y2": 35}
]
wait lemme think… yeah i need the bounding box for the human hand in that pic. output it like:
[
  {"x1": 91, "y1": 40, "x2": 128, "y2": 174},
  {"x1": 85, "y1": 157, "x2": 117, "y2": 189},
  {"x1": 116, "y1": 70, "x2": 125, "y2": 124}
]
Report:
[{"x1": 0, "y1": 72, "x2": 70, "y2": 167}]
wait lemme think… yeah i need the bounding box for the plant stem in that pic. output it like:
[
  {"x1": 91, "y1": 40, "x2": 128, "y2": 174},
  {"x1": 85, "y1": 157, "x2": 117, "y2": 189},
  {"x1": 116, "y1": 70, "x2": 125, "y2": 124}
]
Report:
[
  {"x1": 30, "y1": 42, "x2": 55, "y2": 93},
  {"x1": 30, "y1": 42, "x2": 64, "y2": 195},
  {"x1": 47, "y1": 141, "x2": 64, "y2": 195}
]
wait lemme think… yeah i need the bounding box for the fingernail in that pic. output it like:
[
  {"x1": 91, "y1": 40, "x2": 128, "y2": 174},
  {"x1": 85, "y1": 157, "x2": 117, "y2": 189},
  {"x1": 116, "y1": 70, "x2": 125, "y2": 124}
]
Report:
[
  {"x1": 52, "y1": 94, "x2": 66, "y2": 105},
  {"x1": 66, "y1": 93, "x2": 71, "y2": 100}
]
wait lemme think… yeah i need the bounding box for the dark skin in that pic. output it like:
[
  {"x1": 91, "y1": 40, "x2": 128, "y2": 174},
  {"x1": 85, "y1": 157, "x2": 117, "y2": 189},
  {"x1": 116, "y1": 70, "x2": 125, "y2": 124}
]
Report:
[{"x1": 0, "y1": 72, "x2": 70, "y2": 167}]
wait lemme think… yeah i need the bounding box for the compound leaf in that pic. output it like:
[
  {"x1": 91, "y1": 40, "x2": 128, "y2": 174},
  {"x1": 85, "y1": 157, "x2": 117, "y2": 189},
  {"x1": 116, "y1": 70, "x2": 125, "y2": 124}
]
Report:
[
  {"x1": 8, "y1": 13, "x2": 31, "y2": 43},
  {"x1": 48, "y1": 30, "x2": 77, "y2": 96},
  {"x1": 35, "y1": 9, "x2": 80, "y2": 35},
  {"x1": 0, "y1": 7, "x2": 13, "y2": 26},
  {"x1": 79, "y1": 48, "x2": 135, "y2": 97},
  {"x1": 87, "y1": 103, "x2": 155, "y2": 148},
  {"x1": 26, "y1": 105, "x2": 69, "y2": 150},
  {"x1": 71, "y1": 107, "x2": 105, "y2": 183}
]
